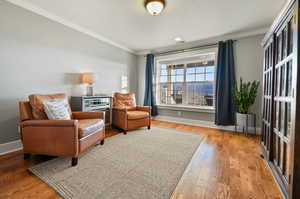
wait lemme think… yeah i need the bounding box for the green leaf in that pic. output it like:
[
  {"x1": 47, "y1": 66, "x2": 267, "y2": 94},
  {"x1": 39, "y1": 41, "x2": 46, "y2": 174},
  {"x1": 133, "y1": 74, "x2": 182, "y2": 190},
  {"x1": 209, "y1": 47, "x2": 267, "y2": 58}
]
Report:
[{"x1": 232, "y1": 78, "x2": 260, "y2": 114}]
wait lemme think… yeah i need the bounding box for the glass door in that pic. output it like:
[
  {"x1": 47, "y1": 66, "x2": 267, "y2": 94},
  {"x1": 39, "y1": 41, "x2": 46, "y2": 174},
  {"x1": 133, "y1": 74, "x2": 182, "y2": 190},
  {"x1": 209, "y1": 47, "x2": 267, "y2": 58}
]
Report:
[
  {"x1": 261, "y1": 36, "x2": 275, "y2": 158},
  {"x1": 272, "y1": 14, "x2": 295, "y2": 186}
]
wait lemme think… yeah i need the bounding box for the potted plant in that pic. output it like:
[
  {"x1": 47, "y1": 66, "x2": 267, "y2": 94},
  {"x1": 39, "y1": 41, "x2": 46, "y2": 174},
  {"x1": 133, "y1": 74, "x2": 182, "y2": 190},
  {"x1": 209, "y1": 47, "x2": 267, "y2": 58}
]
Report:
[{"x1": 233, "y1": 78, "x2": 260, "y2": 133}]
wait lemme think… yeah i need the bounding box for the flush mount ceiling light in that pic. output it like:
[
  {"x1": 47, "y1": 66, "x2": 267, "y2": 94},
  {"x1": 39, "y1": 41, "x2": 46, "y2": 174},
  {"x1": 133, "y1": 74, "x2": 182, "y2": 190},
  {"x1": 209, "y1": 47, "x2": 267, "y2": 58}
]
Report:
[
  {"x1": 145, "y1": 0, "x2": 166, "y2": 16},
  {"x1": 174, "y1": 37, "x2": 184, "y2": 43}
]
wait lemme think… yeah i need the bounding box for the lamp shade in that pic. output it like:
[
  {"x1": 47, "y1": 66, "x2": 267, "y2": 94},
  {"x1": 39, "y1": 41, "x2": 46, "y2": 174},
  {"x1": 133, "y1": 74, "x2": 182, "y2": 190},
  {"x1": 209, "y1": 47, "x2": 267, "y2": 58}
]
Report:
[{"x1": 80, "y1": 73, "x2": 96, "y2": 84}]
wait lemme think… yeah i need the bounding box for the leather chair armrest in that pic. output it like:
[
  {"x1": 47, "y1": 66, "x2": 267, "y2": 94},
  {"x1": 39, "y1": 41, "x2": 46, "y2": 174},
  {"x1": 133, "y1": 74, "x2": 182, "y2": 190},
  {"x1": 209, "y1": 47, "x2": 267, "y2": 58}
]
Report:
[
  {"x1": 20, "y1": 120, "x2": 79, "y2": 157},
  {"x1": 112, "y1": 108, "x2": 128, "y2": 130},
  {"x1": 72, "y1": 111, "x2": 105, "y2": 120},
  {"x1": 136, "y1": 106, "x2": 151, "y2": 113},
  {"x1": 21, "y1": 120, "x2": 78, "y2": 127}
]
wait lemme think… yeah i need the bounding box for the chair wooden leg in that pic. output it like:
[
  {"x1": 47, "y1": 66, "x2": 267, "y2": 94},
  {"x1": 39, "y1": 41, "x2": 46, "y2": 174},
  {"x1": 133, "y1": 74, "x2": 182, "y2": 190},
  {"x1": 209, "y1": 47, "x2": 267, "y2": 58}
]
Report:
[
  {"x1": 24, "y1": 153, "x2": 31, "y2": 160},
  {"x1": 72, "y1": 157, "x2": 78, "y2": 167},
  {"x1": 100, "y1": 139, "x2": 105, "y2": 145},
  {"x1": 148, "y1": 126, "x2": 151, "y2": 130},
  {"x1": 123, "y1": 130, "x2": 127, "y2": 135}
]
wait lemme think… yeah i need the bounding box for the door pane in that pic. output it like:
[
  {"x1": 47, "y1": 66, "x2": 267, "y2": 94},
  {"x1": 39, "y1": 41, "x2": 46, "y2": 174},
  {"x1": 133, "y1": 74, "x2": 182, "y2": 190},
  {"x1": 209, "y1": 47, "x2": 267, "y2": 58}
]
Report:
[
  {"x1": 265, "y1": 50, "x2": 268, "y2": 70},
  {"x1": 288, "y1": 18, "x2": 294, "y2": 55},
  {"x1": 283, "y1": 142, "x2": 287, "y2": 175},
  {"x1": 281, "y1": 102, "x2": 286, "y2": 135},
  {"x1": 269, "y1": 71, "x2": 272, "y2": 95},
  {"x1": 286, "y1": 61, "x2": 293, "y2": 96},
  {"x1": 277, "y1": 136, "x2": 281, "y2": 166},
  {"x1": 277, "y1": 33, "x2": 282, "y2": 63},
  {"x1": 269, "y1": 44, "x2": 273, "y2": 68},
  {"x1": 284, "y1": 143, "x2": 290, "y2": 182},
  {"x1": 273, "y1": 101, "x2": 277, "y2": 125},
  {"x1": 280, "y1": 66, "x2": 285, "y2": 96},
  {"x1": 275, "y1": 68, "x2": 278, "y2": 96},
  {"x1": 278, "y1": 102, "x2": 282, "y2": 131},
  {"x1": 286, "y1": 103, "x2": 291, "y2": 137},
  {"x1": 274, "y1": 136, "x2": 278, "y2": 165},
  {"x1": 277, "y1": 68, "x2": 281, "y2": 96},
  {"x1": 282, "y1": 27, "x2": 287, "y2": 59}
]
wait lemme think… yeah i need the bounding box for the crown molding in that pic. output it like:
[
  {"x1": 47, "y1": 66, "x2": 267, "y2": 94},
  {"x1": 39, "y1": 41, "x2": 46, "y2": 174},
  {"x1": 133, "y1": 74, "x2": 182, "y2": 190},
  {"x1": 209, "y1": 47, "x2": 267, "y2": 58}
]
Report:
[
  {"x1": 137, "y1": 26, "x2": 269, "y2": 55},
  {"x1": 5, "y1": 0, "x2": 136, "y2": 54}
]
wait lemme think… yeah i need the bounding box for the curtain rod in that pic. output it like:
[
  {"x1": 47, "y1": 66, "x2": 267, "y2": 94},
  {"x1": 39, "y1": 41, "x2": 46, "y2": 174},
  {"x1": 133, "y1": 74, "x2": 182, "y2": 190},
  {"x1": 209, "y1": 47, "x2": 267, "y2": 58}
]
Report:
[{"x1": 144, "y1": 40, "x2": 237, "y2": 57}]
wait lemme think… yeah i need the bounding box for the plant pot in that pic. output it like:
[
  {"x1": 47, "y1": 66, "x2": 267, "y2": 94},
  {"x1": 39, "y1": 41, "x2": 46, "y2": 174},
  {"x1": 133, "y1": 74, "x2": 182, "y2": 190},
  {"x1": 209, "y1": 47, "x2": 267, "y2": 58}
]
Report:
[{"x1": 235, "y1": 112, "x2": 256, "y2": 134}]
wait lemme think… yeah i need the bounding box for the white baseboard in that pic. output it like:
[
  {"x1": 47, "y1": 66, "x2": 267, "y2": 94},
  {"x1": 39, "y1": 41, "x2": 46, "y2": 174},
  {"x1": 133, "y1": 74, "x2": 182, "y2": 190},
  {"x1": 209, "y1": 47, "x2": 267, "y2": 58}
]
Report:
[
  {"x1": 0, "y1": 140, "x2": 23, "y2": 156},
  {"x1": 154, "y1": 115, "x2": 261, "y2": 135}
]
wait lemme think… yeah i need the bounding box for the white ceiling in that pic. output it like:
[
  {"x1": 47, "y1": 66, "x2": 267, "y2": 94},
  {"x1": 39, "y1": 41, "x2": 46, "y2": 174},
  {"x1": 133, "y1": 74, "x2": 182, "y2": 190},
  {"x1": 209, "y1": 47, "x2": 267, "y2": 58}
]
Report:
[{"x1": 9, "y1": 0, "x2": 286, "y2": 53}]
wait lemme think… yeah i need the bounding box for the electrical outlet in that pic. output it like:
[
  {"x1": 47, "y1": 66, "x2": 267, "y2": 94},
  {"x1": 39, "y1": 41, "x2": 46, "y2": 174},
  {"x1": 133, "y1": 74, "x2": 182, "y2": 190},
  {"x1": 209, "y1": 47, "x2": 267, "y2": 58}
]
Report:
[{"x1": 177, "y1": 111, "x2": 182, "y2": 117}]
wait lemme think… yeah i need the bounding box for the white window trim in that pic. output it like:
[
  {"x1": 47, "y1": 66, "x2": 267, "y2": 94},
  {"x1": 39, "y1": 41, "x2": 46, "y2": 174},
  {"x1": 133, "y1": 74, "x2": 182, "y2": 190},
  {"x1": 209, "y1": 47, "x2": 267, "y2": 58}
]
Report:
[
  {"x1": 157, "y1": 104, "x2": 215, "y2": 113},
  {"x1": 154, "y1": 47, "x2": 218, "y2": 112}
]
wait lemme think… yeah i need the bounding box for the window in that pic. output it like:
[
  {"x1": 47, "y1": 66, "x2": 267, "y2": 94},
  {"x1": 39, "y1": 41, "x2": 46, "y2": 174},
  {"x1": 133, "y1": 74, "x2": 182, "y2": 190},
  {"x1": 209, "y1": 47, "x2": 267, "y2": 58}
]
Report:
[{"x1": 155, "y1": 50, "x2": 217, "y2": 109}]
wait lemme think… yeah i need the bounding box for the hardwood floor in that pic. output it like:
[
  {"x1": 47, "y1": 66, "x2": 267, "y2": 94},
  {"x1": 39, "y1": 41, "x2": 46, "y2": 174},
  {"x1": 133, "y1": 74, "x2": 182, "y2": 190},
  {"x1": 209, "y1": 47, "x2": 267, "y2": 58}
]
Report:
[{"x1": 0, "y1": 120, "x2": 283, "y2": 199}]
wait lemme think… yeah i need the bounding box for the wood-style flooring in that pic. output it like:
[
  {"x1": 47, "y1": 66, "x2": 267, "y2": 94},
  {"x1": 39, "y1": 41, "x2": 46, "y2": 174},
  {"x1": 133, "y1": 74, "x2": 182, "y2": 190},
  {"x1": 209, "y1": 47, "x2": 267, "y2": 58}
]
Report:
[{"x1": 0, "y1": 120, "x2": 283, "y2": 199}]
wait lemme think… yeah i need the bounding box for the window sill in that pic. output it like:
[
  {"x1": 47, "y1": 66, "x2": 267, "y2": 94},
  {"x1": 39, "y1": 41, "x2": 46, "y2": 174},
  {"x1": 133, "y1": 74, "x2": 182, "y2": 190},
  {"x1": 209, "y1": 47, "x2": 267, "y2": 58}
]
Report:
[{"x1": 157, "y1": 105, "x2": 215, "y2": 113}]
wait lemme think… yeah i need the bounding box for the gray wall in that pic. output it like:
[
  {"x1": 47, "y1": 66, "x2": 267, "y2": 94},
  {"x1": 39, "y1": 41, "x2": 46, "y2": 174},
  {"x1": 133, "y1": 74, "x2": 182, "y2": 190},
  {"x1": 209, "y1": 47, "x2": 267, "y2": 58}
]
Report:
[
  {"x1": 235, "y1": 35, "x2": 264, "y2": 123},
  {"x1": 0, "y1": 1, "x2": 137, "y2": 144},
  {"x1": 157, "y1": 109, "x2": 215, "y2": 122},
  {"x1": 137, "y1": 34, "x2": 264, "y2": 123}
]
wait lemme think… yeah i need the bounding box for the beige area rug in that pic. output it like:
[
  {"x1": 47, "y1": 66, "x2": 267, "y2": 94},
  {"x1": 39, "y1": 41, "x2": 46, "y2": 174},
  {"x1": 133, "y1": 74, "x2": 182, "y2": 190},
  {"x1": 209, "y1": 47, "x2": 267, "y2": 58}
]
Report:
[{"x1": 29, "y1": 126, "x2": 204, "y2": 199}]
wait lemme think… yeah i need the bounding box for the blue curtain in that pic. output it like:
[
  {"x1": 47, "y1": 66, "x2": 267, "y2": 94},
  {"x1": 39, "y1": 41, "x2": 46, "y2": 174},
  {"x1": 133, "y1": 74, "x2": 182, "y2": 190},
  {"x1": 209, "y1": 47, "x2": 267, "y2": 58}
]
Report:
[
  {"x1": 144, "y1": 54, "x2": 158, "y2": 116},
  {"x1": 215, "y1": 40, "x2": 236, "y2": 125}
]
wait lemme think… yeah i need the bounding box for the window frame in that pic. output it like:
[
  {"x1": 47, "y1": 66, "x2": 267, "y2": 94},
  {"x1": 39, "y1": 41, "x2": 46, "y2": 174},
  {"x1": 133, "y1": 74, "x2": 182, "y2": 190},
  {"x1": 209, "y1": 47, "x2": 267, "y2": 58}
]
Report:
[{"x1": 154, "y1": 48, "x2": 218, "y2": 110}]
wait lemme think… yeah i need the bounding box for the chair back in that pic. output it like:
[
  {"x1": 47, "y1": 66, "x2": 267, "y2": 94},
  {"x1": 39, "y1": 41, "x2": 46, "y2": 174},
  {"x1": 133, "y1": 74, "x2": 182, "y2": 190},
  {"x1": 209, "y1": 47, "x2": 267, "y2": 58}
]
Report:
[
  {"x1": 113, "y1": 93, "x2": 136, "y2": 109},
  {"x1": 22, "y1": 93, "x2": 71, "y2": 120}
]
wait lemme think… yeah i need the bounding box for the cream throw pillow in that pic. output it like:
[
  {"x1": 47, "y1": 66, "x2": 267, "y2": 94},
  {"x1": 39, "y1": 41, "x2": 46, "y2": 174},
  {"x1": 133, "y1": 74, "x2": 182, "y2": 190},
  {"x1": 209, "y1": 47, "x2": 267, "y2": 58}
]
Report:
[{"x1": 43, "y1": 99, "x2": 71, "y2": 120}]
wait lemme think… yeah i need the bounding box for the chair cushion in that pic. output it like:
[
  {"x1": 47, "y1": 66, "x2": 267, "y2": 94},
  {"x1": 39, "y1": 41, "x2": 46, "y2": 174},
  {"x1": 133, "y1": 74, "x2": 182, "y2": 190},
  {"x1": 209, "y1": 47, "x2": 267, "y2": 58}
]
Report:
[
  {"x1": 127, "y1": 111, "x2": 149, "y2": 120},
  {"x1": 29, "y1": 93, "x2": 71, "y2": 120},
  {"x1": 78, "y1": 119, "x2": 104, "y2": 139},
  {"x1": 43, "y1": 99, "x2": 71, "y2": 120}
]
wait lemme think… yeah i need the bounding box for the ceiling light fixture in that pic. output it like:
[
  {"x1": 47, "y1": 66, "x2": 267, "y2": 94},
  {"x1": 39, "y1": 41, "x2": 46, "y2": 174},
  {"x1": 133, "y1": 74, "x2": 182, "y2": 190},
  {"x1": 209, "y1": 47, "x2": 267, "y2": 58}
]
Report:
[
  {"x1": 174, "y1": 37, "x2": 184, "y2": 43},
  {"x1": 145, "y1": 0, "x2": 166, "y2": 16}
]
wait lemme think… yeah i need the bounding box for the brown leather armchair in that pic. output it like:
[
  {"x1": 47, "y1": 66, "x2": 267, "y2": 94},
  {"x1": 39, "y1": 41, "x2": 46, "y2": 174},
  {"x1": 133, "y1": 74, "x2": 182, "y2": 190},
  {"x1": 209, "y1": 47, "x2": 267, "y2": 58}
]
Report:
[
  {"x1": 19, "y1": 94, "x2": 105, "y2": 167},
  {"x1": 112, "y1": 93, "x2": 151, "y2": 134}
]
